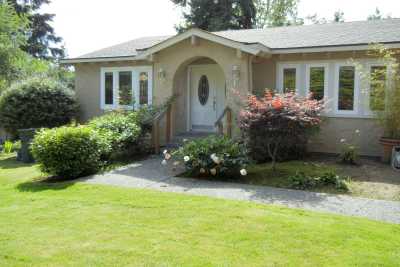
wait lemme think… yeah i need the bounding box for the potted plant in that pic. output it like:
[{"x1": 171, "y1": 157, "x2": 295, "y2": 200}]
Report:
[{"x1": 368, "y1": 46, "x2": 400, "y2": 162}]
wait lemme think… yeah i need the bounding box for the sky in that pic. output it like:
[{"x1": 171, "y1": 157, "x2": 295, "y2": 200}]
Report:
[{"x1": 41, "y1": 0, "x2": 400, "y2": 58}]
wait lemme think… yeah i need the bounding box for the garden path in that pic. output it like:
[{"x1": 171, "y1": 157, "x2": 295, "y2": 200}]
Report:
[{"x1": 81, "y1": 156, "x2": 400, "y2": 224}]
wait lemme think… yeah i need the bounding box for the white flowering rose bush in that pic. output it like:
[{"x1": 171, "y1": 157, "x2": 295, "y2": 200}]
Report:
[{"x1": 163, "y1": 136, "x2": 250, "y2": 177}]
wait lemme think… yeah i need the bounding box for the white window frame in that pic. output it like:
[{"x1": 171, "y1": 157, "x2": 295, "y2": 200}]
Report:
[
  {"x1": 277, "y1": 63, "x2": 300, "y2": 94},
  {"x1": 305, "y1": 63, "x2": 329, "y2": 101},
  {"x1": 100, "y1": 66, "x2": 153, "y2": 110},
  {"x1": 364, "y1": 62, "x2": 390, "y2": 116},
  {"x1": 334, "y1": 63, "x2": 360, "y2": 115}
]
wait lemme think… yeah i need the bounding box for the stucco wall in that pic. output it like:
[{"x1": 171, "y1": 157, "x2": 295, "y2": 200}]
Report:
[
  {"x1": 251, "y1": 51, "x2": 388, "y2": 157},
  {"x1": 74, "y1": 61, "x2": 151, "y2": 122},
  {"x1": 73, "y1": 42, "x2": 392, "y2": 157}
]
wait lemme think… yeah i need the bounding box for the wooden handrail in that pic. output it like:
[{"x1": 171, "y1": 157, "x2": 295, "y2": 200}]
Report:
[
  {"x1": 151, "y1": 98, "x2": 175, "y2": 154},
  {"x1": 215, "y1": 106, "x2": 232, "y2": 138}
]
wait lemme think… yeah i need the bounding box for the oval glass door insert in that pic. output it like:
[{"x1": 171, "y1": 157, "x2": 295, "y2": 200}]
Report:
[{"x1": 198, "y1": 75, "x2": 209, "y2": 106}]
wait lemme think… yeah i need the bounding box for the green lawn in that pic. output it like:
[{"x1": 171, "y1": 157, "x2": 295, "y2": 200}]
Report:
[{"x1": 1, "y1": 153, "x2": 400, "y2": 266}]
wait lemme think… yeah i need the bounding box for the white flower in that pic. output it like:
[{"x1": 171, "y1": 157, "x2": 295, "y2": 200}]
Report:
[
  {"x1": 184, "y1": 156, "x2": 190, "y2": 162},
  {"x1": 213, "y1": 157, "x2": 221, "y2": 164},
  {"x1": 161, "y1": 159, "x2": 167, "y2": 166},
  {"x1": 210, "y1": 153, "x2": 221, "y2": 164},
  {"x1": 240, "y1": 169, "x2": 247, "y2": 176},
  {"x1": 163, "y1": 150, "x2": 168, "y2": 155},
  {"x1": 165, "y1": 153, "x2": 171, "y2": 160},
  {"x1": 340, "y1": 138, "x2": 346, "y2": 143},
  {"x1": 210, "y1": 168, "x2": 217, "y2": 176},
  {"x1": 200, "y1": 168, "x2": 206, "y2": 174},
  {"x1": 355, "y1": 129, "x2": 360, "y2": 134},
  {"x1": 183, "y1": 139, "x2": 188, "y2": 142}
]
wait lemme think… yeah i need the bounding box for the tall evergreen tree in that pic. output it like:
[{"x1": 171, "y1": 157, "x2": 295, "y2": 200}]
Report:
[
  {"x1": 7, "y1": 0, "x2": 64, "y2": 59},
  {"x1": 172, "y1": 0, "x2": 257, "y2": 32}
]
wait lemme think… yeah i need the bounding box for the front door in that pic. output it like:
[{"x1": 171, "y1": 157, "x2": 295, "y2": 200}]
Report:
[{"x1": 190, "y1": 64, "x2": 225, "y2": 132}]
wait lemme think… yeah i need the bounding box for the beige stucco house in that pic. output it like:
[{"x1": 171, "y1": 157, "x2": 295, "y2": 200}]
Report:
[{"x1": 61, "y1": 19, "x2": 400, "y2": 157}]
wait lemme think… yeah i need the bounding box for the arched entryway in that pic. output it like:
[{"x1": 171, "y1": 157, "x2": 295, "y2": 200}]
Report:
[{"x1": 172, "y1": 57, "x2": 227, "y2": 134}]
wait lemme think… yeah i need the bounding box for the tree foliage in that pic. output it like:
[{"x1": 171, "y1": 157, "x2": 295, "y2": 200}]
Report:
[
  {"x1": 172, "y1": 0, "x2": 257, "y2": 32},
  {"x1": 367, "y1": 8, "x2": 391, "y2": 21},
  {"x1": 0, "y1": 2, "x2": 28, "y2": 91},
  {"x1": 254, "y1": 0, "x2": 302, "y2": 28},
  {"x1": 239, "y1": 91, "x2": 323, "y2": 170},
  {"x1": 7, "y1": 0, "x2": 64, "y2": 59},
  {"x1": 0, "y1": 77, "x2": 78, "y2": 135}
]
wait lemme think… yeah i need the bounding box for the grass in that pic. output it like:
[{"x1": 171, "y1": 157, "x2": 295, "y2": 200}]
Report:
[{"x1": 1, "y1": 153, "x2": 400, "y2": 266}]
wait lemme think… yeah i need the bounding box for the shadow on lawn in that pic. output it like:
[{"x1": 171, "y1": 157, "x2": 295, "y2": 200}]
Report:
[
  {"x1": 0, "y1": 155, "x2": 36, "y2": 170},
  {"x1": 16, "y1": 177, "x2": 78, "y2": 192}
]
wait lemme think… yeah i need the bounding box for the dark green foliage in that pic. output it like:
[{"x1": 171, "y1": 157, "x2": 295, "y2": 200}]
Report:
[
  {"x1": 172, "y1": 0, "x2": 256, "y2": 32},
  {"x1": 170, "y1": 135, "x2": 250, "y2": 177},
  {"x1": 7, "y1": 0, "x2": 64, "y2": 59},
  {"x1": 31, "y1": 126, "x2": 106, "y2": 179},
  {"x1": 288, "y1": 171, "x2": 350, "y2": 191},
  {"x1": 0, "y1": 78, "x2": 78, "y2": 135}
]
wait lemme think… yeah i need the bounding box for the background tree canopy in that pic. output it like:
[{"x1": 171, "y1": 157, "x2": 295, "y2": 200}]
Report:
[
  {"x1": 7, "y1": 0, "x2": 64, "y2": 59},
  {"x1": 172, "y1": 0, "x2": 257, "y2": 32}
]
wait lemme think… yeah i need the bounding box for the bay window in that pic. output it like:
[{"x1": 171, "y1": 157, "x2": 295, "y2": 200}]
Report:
[{"x1": 101, "y1": 66, "x2": 152, "y2": 109}]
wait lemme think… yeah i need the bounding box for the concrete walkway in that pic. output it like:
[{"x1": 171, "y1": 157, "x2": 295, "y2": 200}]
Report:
[{"x1": 81, "y1": 156, "x2": 400, "y2": 224}]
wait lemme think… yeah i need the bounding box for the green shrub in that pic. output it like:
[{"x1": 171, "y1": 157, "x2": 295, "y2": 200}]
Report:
[
  {"x1": 164, "y1": 136, "x2": 250, "y2": 177},
  {"x1": 31, "y1": 126, "x2": 106, "y2": 179},
  {"x1": 0, "y1": 78, "x2": 78, "y2": 135},
  {"x1": 2, "y1": 140, "x2": 13, "y2": 154},
  {"x1": 1, "y1": 140, "x2": 21, "y2": 154},
  {"x1": 288, "y1": 171, "x2": 350, "y2": 191},
  {"x1": 88, "y1": 111, "x2": 142, "y2": 156}
]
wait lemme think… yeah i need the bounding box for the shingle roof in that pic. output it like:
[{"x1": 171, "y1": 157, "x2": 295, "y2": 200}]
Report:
[
  {"x1": 72, "y1": 19, "x2": 400, "y2": 60},
  {"x1": 215, "y1": 19, "x2": 400, "y2": 49}
]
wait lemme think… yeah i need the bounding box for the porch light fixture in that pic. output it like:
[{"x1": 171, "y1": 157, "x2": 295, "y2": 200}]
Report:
[
  {"x1": 232, "y1": 65, "x2": 240, "y2": 87},
  {"x1": 158, "y1": 68, "x2": 166, "y2": 80}
]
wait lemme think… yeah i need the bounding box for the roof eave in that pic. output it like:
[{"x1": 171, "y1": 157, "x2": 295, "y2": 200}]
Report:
[{"x1": 271, "y1": 42, "x2": 400, "y2": 54}]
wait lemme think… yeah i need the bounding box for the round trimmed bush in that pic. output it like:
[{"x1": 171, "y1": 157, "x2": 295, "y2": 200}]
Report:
[
  {"x1": 0, "y1": 78, "x2": 78, "y2": 135},
  {"x1": 31, "y1": 126, "x2": 106, "y2": 179},
  {"x1": 88, "y1": 111, "x2": 142, "y2": 156}
]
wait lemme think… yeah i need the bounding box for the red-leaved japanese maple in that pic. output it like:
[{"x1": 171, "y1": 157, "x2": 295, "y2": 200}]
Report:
[{"x1": 239, "y1": 90, "x2": 324, "y2": 171}]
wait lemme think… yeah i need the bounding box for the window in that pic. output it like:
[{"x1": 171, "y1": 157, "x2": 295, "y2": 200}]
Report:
[
  {"x1": 101, "y1": 67, "x2": 152, "y2": 109},
  {"x1": 119, "y1": 71, "x2": 133, "y2": 106},
  {"x1": 104, "y1": 72, "x2": 113, "y2": 105},
  {"x1": 139, "y1": 72, "x2": 149, "y2": 105},
  {"x1": 369, "y1": 66, "x2": 387, "y2": 111},
  {"x1": 283, "y1": 68, "x2": 296, "y2": 92},
  {"x1": 308, "y1": 66, "x2": 325, "y2": 100},
  {"x1": 338, "y1": 66, "x2": 355, "y2": 111}
]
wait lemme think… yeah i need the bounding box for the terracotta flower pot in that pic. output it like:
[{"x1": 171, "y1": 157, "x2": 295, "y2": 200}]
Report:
[{"x1": 380, "y1": 137, "x2": 400, "y2": 163}]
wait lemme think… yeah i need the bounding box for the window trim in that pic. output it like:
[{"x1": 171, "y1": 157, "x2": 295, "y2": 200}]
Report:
[
  {"x1": 277, "y1": 63, "x2": 300, "y2": 94},
  {"x1": 305, "y1": 63, "x2": 329, "y2": 101},
  {"x1": 334, "y1": 63, "x2": 360, "y2": 115},
  {"x1": 100, "y1": 66, "x2": 153, "y2": 110}
]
